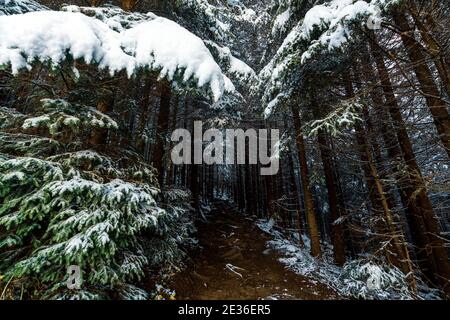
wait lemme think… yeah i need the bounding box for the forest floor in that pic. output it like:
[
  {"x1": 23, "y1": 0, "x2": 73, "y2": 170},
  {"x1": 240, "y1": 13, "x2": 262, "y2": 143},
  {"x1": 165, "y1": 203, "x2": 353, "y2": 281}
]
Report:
[{"x1": 170, "y1": 202, "x2": 340, "y2": 300}]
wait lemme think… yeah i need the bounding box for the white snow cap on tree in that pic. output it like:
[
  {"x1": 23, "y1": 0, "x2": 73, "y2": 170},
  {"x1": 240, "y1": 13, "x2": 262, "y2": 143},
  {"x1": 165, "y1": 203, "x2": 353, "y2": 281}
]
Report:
[
  {"x1": 0, "y1": 10, "x2": 231, "y2": 101},
  {"x1": 265, "y1": 0, "x2": 396, "y2": 70},
  {"x1": 121, "y1": 18, "x2": 227, "y2": 99},
  {"x1": 272, "y1": 6, "x2": 292, "y2": 36},
  {"x1": 299, "y1": 0, "x2": 388, "y2": 63},
  {"x1": 258, "y1": 0, "x2": 399, "y2": 111}
]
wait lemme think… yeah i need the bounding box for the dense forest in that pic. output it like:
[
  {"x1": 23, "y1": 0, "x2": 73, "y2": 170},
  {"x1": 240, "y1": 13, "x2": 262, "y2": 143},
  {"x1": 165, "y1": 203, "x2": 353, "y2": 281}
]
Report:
[{"x1": 0, "y1": 0, "x2": 449, "y2": 300}]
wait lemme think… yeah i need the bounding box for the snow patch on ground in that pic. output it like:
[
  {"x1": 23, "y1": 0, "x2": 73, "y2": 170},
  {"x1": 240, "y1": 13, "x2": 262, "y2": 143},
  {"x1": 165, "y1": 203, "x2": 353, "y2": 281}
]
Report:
[{"x1": 257, "y1": 219, "x2": 441, "y2": 300}]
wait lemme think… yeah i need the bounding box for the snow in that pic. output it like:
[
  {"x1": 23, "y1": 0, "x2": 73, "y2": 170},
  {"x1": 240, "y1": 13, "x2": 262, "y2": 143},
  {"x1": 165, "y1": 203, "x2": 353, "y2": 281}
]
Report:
[
  {"x1": 225, "y1": 263, "x2": 245, "y2": 278},
  {"x1": 68, "y1": 150, "x2": 102, "y2": 160},
  {"x1": 272, "y1": 8, "x2": 291, "y2": 35},
  {"x1": 119, "y1": 284, "x2": 149, "y2": 300},
  {"x1": 229, "y1": 56, "x2": 255, "y2": 79},
  {"x1": 264, "y1": 92, "x2": 288, "y2": 118},
  {"x1": 258, "y1": 218, "x2": 276, "y2": 234},
  {"x1": 299, "y1": 0, "x2": 384, "y2": 63},
  {"x1": 261, "y1": 0, "x2": 386, "y2": 85},
  {"x1": 64, "y1": 234, "x2": 89, "y2": 255},
  {"x1": 22, "y1": 115, "x2": 50, "y2": 129},
  {"x1": 0, "y1": 11, "x2": 231, "y2": 101},
  {"x1": 255, "y1": 218, "x2": 437, "y2": 300},
  {"x1": 46, "y1": 177, "x2": 158, "y2": 209},
  {"x1": 0, "y1": 11, "x2": 133, "y2": 74},
  {"x1": 176, "y1": 0, "x2": 230, "y2": 40},
  {"x1": 62, "y1": 4, "x2": 157, "y2": 32},
  {"x1": 258, "y1": 0, "x2": 392, "y2": 110},
  {"x1": 333, "y1": 216, "x2": 346, "y2": 225},
  {"x1": 121, "y1": 18, "x2": 225, "y2": 100},
  {"x1": 89, "y1": 108, "x2": 119, "y2": 129},
  {"x1": 307, "y1": 100, "x2": 363, "y2": 137},
  {"x1": 301, "y1": 4, "x2": 336, "y2": 39},
  {"x1": 298, "y1": 0, "x2": 377, "y2": 43},
  {"x1": 237, "y1": 8, "x2": 257, "y2": 23},
  {"x1": 1, "y1": 170, "x2": 26, "y2": 181},
  {"x1": 205, "y1": 40, "x2": 255, "y2": 83},
  {"x1": 223, "y1": 76, "x2": 236, "y2": 93},
  {"x1": 86, "y1": 221, "x2": 112, "y2": 245},
  {"x1": 63, "y1": 116, "x2": 80, "y2": 126},
  {"x1": 258, "y1": 52, "x2": 295, "y2": 109}
]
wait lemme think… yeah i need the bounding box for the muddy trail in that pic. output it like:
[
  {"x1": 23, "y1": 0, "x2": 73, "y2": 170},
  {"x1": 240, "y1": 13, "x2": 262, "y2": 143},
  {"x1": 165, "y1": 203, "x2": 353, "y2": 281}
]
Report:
[{"x1": 170, "y1": 202, "x2": 340, "y2": 300}]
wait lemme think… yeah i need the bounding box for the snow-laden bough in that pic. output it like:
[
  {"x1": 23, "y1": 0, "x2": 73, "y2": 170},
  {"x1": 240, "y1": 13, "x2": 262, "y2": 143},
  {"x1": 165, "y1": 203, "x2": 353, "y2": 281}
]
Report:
[{"x1": 0, "y1": 10, "x2": 231, "y2": 101}]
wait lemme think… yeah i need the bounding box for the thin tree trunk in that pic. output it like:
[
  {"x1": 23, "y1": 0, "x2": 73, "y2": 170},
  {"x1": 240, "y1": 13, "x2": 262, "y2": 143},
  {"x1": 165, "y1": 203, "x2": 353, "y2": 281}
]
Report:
[
  {"x1": 135, "y1": 78, "x2": 153, "y2": 154},
  {"x1": 288, "y1": 145, "x2": 305, "y2": 247},
  {"x1": 316, "y1": 128, "x2": 346, "y2": 265},
  {"x1": 166, "y1": 95, "x2": 179, "y2": 186},
  {"x1": 392, "y1": 11, "x2": 450, "y2": 158},
  {"x1": 152, "y1": 82, "x2": 171, "y2": 186},
  {"x1": 370, "y1": 39, "x2": 450, "y2": 295},
  {"x1": 408, "y1": 3, "x2": 450, "y2": 98},
  {"x1": 291, "y1": 103, "x2": 321, "y2": 257},
  {"x1": 189, "y1": 100, "x2": 200, "y2": 211},
  {"x1": 122, "y1": 0, "x2": 136, "y2": 11},
  {"x1": 343, "y1": 72, "x2": 415, "y2": 286},
  {"x1": 310, "y1": 93, "x2": 345, "y2": 263},
  {"x1": 89, "y1": 95, "x2": 113, "y2": 146}
]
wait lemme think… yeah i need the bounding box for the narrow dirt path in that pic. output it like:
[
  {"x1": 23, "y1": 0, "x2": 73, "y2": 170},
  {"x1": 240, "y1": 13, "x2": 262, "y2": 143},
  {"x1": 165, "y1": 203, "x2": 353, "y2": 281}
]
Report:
[{"x1": 170, "y1": 203, "x2": 340, "y2": 300}]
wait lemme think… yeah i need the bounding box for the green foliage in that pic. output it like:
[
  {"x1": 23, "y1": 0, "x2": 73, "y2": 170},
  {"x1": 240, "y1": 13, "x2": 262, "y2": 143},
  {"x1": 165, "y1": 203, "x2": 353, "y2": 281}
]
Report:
[
  {"x1": 340, "y1": 260, "x2": 413, "y2": 300},
  {"x1": 0, "y1": 98, "x2": 195, "y2": 300},
  {"x1": 22, "y1": 98, "x2": 118, "y2": 138},
  {"x1": 307, "y1": 100, "x2": 364, "y2": 137}
]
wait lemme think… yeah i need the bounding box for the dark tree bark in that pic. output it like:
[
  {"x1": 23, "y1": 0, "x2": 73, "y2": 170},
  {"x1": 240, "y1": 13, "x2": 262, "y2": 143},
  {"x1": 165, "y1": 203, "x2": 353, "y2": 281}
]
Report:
[
  {"x1": 370, "y1": 39, "x2": 450, "y2": 295},
  {"x1": 343, "y1": 72, "x2": 415, "y2": 286},
  {"x1": 392, "y1": 11, "x2": 450, "y2": 158},
  {"x1": 89, "y1": 93, "x2": 114, "y2": 147},
  {"x1": 152, "y1": 82, "x2": 172, "y2": 186},
  {"x1": 287, "y1": 134, "x2": 305, "y2": 247},
  {"x1": 316, "y1": 128, "x2": 346, "y2": 265},
  {"x1": 291, "y1": 103, "x2": 321, "y2": 257},
  {"x1": 121, "y1": 0, "x2": 136, "y2": 11},
  {"x1": 408, "y1": 4, "x2": 450, "y2": 98},
  {"x1": 135, "y1": 78, "x2": 153, "y2": 154},
  {"x1": 166, "y1": 95, "x2": 180, "y2": 186}
]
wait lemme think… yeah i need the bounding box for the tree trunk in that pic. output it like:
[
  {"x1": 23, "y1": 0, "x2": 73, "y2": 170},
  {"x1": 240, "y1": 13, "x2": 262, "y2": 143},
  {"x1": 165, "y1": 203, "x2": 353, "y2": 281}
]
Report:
[
  {"x1": 286, "y1": 131, "x2": 305, "y2": 247},
  {"x1": 370, "y1": 39, "x2": 450, "y2": 295},
  {"x1": 264, "y1": 174, "x2": 274, "y2": 218},
  {"x1": 122, "y1": 0, "x2": 136, "y2": 11},
  {"x1": 166, "y1": 95, "x2": 180, "y2": 186},
  {"x1": 316, "y1": 128, "x2": 346, "y2": 265},
  {"x1": 135, "y1": 78, "x2": 153, "y2": 154},
  {"x1": 188, "y1": 100, "x2": 200, "y2": 211},
  {"x1": 291, "y1": 103, "x2": 321, "y2": 257},
  {"x1": 408, "y1": 3, "x2": 450, "y2": 98},
  {"x1": 152, "y1": 82, "x2": 171, "y2": 186},
  {"x1": 392, "y1": 11, "x2": 450, "y2": 158},
  {"x1": 343, "y1": 72, "x2": 415, "y2": 286},
  {"x1": 89, "y1": 95, "x2": 113, "y2": 147}
]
